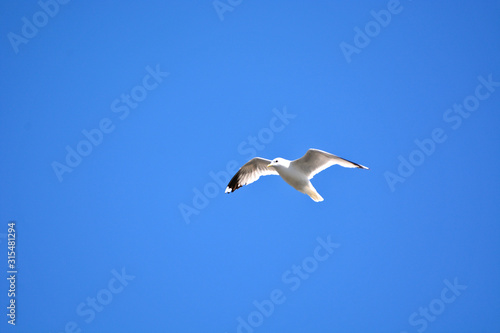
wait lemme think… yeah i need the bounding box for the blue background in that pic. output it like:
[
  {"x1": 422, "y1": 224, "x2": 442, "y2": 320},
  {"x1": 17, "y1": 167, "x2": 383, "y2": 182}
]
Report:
[{"x1": 1, "y1": 1, "x2": 499, "y2": 332}]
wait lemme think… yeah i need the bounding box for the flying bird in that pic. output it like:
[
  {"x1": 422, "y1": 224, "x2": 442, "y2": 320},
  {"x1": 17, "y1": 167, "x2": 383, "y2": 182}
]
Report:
[{"x1": 225, "y1": 149, "x2": 368, "y2": 202}]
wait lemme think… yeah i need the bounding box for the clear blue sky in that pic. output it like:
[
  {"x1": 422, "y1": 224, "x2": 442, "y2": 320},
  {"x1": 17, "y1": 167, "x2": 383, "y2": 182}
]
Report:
[{"x1": 1, "y1": 1, "x2": 499, "y2": 332}]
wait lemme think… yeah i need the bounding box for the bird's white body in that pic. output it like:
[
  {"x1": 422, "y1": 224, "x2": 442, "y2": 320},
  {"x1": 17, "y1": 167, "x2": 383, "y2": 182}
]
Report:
[
  {"x1": 269, "y1": 158, "x2": 324, "y2": 202},
  {"x1": 225, "y1": 148, "x2": 368, "y2": 202}
]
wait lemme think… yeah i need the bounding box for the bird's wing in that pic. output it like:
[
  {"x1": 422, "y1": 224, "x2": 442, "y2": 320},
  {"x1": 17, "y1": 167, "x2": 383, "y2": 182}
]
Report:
[
  {"x1": 291, "y1": 149, "x2": 369, "y2": 179},
  {"x1": 225, "y1": 157, "x2": 279, "y2": 193}
]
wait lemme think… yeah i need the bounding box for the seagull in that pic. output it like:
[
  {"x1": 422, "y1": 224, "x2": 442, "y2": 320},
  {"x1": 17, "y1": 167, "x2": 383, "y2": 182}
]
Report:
[{"x1": 225, "y1": 148, "x2": 369, "y2": 202}]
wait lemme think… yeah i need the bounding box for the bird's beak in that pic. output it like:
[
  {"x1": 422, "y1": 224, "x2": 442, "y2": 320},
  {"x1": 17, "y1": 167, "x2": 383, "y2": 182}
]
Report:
[{"x1": 267, "y1": 164, "x2": 272, "y2": 168}]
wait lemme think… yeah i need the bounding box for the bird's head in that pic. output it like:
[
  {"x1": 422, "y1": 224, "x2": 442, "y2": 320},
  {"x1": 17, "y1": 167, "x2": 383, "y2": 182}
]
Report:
[{"x1": 267, "y1": 158, "x2": 289, "y2": 168}]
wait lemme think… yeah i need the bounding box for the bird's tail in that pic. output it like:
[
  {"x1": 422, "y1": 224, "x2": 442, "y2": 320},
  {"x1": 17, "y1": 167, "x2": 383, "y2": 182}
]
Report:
[{"x1": 305, "y1": 186, "x2": 324, "y2": 202}]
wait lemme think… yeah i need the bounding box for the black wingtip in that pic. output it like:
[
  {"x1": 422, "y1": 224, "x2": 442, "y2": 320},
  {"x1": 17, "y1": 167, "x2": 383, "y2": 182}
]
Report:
[{"x1": 225, "y1": 170, "x2": 242, "y2": 194}]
